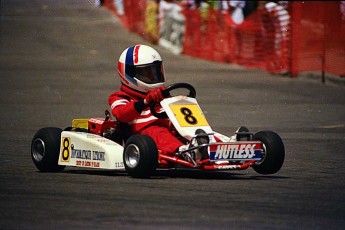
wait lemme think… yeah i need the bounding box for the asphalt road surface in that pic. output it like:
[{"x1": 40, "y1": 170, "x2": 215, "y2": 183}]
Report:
[{"x1": 1, "y1": 1, "x2": 345, "y2": 229}]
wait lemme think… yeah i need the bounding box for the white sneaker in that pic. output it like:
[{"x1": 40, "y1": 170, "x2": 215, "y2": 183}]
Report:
[
  {"x1": 178, "y1": 129, "x2": 210, "y2": 162},
  {"x1": 193, "y1": 129, "x2": 210, "y2": 161},
  {"x1": 178, "y1": 144, "x2": 194, "y2": 163}
]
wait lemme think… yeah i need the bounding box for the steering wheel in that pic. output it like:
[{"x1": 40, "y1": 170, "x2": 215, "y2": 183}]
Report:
[{"x1": 150, "y1": 83, "x2": 196, "y2": 119}]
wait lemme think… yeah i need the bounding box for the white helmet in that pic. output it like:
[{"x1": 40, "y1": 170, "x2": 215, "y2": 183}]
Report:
[{"x1": 117, "y1": 44, "x2": 166, "y2": 93}]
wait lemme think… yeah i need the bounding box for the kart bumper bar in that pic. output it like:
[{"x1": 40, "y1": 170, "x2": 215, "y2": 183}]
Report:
[{"x1": 158, "y1": 154, "x2": 256, "y2": 171}]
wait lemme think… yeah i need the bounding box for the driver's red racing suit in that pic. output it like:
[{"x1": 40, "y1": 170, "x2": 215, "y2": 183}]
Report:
[{"x1": 108, "y1": 85, "x2": 183, "y2": 156}]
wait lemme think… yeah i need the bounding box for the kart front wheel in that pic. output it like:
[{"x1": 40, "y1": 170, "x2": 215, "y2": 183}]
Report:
[
  {"x1": 123, "y1": 134, "x2": 158, "y2": 178},
  {"x1": 31, "y1": 127, "x2": 65, "y2": 172},
  {"x1": 253, "y1": 131, "x2": 285, "y2": 174}
]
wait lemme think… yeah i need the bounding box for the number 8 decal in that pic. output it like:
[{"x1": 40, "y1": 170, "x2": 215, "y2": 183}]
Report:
[
  {"x1": 61, "y1": 137, "x2": 71, "y2": 162},
  {"x1": 169, "y1": 104, "x2": 209, "y2": 127},
  {"x1": 180, "y1": 107, "x2": 198, "y2": 125}
]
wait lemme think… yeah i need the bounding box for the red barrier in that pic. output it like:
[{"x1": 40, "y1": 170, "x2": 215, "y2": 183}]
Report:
[
  {"x1": 290, "y1": 1, "x2": 345, "y2": 77},
  {"x1": 234, "y1": 11, "x2": 267, "y2": 71},
  {"x1": 103, "y1": 1, "x2": 344, "y2": 78},
  {"x1": 182, "y1": 7, "x2": 290, "y2": 74}
]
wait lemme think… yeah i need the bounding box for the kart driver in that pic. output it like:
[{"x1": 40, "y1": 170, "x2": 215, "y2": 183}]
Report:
[{"x1": 108, "y1": 44, "x2": 208, "y2": 161}]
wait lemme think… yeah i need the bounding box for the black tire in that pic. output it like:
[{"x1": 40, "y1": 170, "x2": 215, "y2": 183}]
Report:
[
  {"x1": 123, "y1": 135, "x2": 158, "y2": 178},
  {"x1": 31, "y1": 127, "x2": 65, "y2": 172},
  {"x1": 253, "y1": 131, "x2": 285, "y2": 174}
]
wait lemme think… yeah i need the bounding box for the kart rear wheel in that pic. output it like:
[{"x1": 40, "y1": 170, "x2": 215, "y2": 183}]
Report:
[
  {"x1": 31, "y1": 127, "x2": 65, "y2": 172},
  {"x1": 253, "y1": 131, "x2": 285, "y2": 174},
  {"x1": 123, "y1": 134, "x2": 158, "y2": 178}
]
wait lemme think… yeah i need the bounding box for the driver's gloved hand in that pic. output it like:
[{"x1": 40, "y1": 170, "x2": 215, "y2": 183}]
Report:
[{"x1": 144, "y1": 86, "x2": 166, "y2": 105}]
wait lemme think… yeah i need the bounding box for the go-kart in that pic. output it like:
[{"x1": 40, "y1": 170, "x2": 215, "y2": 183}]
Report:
[{"x1": 31, "y1": 83, "x2": 285, "y2": 178}]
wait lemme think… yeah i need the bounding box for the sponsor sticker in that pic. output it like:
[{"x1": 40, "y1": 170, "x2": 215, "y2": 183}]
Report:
[
  {"x1": 76, "y1": 160, "x2": 100, "y2": 168},
  {"x1": 209, "y1": 143, "x2": 262, "y2": 161}
]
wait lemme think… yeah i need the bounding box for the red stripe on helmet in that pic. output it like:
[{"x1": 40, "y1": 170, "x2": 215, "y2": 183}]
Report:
[
  {"x1": 134, "y1": 45, "x2": 140, "y2": 64},
  {"x1": 118, "y1": 61, "x2": 125, "y2": 76}
]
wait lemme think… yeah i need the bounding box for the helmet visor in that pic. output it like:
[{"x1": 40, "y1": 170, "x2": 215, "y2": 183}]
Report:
[{"x1": 134, "y1": 61, "x2": 165, "y2": 84}]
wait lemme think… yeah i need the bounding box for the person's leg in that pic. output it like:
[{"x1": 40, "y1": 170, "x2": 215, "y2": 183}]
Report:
[{"x1": 139, "y1": 126, "x2": 183, "y2": 156}]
